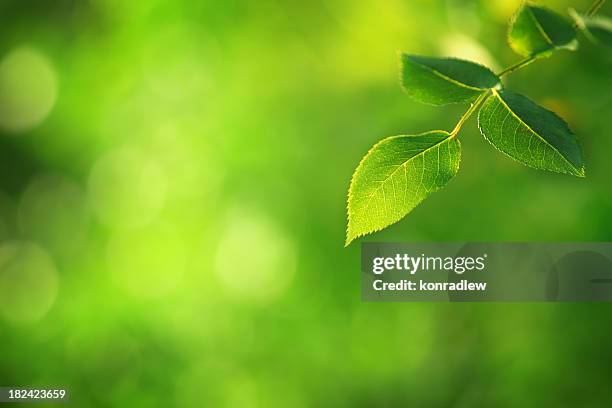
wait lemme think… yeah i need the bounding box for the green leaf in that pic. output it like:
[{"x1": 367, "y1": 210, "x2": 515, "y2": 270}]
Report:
[
  {"x1": 508, "y1": 3, "x2": 578, "y2": 57},
  {"x1": 478, "y1": 89, "x2": 585, "y2": 177},
  {"x1": 400, "y1": 54, "x2": 500, "y2": 106},
  {"x1": 570, "y1": 9, "x2": 612, "y2": 48},
  {"x1": 346, "y1": 131, "x2": 461, "y2": 245}
]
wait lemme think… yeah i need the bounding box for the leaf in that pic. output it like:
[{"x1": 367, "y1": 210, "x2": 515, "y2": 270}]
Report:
[
  {"x1": 400, "y1": 54, "x2": 500, "y2": 106},
  {"x1": 346, "y1": 131, "x2": 461, "y2": 245},
  {"x1": 508, "y1": 3, "x2": 578, "y2": 57},
  {"x1": 478, "y1": 89, "x2": 585, "y2": 177},
  {"x1": 570, "y1": 9, "x2": 612, "y2": 48}
]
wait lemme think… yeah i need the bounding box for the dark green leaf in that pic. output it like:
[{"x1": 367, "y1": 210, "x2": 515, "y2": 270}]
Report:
[
  {"x1": 346, "y1": 131, "x2": 461, "y2": 245},
  {"x1": 478, "y1": 90, "x2": 585, "y2": 177},
  {"x1": 509, "y1": 3, "x2": 578, "y2": 57},
  {"x1": 400, "y1": 54, "x2": 500, "y2": 106}
]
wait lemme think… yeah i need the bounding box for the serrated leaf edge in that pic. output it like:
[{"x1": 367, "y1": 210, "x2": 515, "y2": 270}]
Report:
[
  {"x1": 345, "y1": 131, "x2": 460, "y2": 246},
  {"x1": 477, "y1": 90, "x2": 586, "y2": 177}
]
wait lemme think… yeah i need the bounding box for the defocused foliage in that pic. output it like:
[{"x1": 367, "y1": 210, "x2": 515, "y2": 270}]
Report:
[{"x1": 0, "y1": 0, "x2": 611, "y2": 406}]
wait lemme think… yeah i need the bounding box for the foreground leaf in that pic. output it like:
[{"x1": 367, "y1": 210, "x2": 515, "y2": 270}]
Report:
[
  {"x1": 346, "y1": 131, "x2": 460, "y2": 245},
  {"x1": 400, "y1": 54, "x2": 500, "y2": 106},
  {"x1": 478, "y1": 90, "x2": 585, "y2": 177},
  {"x1": 570, "y1": 9, "x2": 612, "y2": 48},
  {"x1": 509, "y1": 3, "x2": 578, "y2": 57}
]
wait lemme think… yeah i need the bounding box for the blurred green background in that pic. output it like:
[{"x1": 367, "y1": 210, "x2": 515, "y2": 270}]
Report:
[{"x1": 0, "y1": 0, "x2": 611, "y2": 406}]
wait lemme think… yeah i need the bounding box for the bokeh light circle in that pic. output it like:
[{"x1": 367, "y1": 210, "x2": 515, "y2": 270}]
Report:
[
  {"x1": 215, "y1": 209, "x2": 297, "y2": 304},
  {"x1": 0, "y1": 46, "x2": 57, "y2": 133},
  {"x1": 440, "y1": 33, "x2": 500, "y2": 72},
  {"x1": 0, "y1": 241, "x2": 59, "y2": 324},
  {"x1": 88, "y1": 147, "x2": 167, "y2": 229},
  {"x1": 107, "y1": 221, "x2": 186, "y2": 298}
]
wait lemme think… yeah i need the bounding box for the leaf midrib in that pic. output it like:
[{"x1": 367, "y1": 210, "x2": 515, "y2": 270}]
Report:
[
  {"x1": 528, "y1": 6, "x2": 555, "y2": 47},
  {"x1": 492, "y1": 90, "x2": 582, "y2": 174},
  {"x1": 354, "y1": 132, "x2": 452, "y2": 216},
  {"x1": 527, "y1": 5, "x2": 577, "y2": 54},
  {"x1": 410, "y1": 57, "x2": 489, "y2": 92}
]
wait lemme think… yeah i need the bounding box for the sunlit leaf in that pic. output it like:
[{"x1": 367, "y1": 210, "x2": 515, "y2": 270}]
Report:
[
  {"x1": 478, "y1": 89, "x2": 585, "y2": 177},
  {"x1": 400, "y1": 54, "x2": 500, "y2": 106},
  {"x1": 346, "y1": 131, "x2": 460, "y2": 245},
  {"x1": 508, "y1": 3, "x2": 578, "y2": 57}
]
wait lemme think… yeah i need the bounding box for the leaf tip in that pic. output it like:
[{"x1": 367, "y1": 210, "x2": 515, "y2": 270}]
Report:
[
  {"x1": 345, "y1": 223, "x2": 367, "y2": 247},
  {"x1": 344, "y1": 224, "x2": 355, "y2": 247}
]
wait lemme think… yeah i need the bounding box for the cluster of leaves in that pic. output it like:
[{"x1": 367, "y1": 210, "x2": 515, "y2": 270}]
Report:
[{"x1": 345, "y1": 1, "x2": 612, "y2": 246}]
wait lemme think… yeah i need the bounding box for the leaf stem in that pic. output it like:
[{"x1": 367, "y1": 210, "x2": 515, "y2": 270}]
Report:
[
  {"x1": 496, "y1": 57, "x2": 537, "y2": 77},
  {"x1": 586, "y1": 0, "x2": 606, "y2": 16},
  {"x1": 450, "y1": 91, "x2": 489, "y2": 137},
  {"x1": 450, "y1": 0, "x2": 605, "y2": 139}
]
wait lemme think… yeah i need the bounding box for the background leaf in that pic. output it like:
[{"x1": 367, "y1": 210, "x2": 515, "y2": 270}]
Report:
[
  {"x1": 400, "y1": 54, "x2": 500, "y2": 106},
  {"x1": 346, "y1": 131, "x2": 460, "y2": 245},
  {"x1": 509, "y1": 3, "x2": 578, "y2": 57},
  {"x1": 478, "y1": 89, "x2": 585, "y2": 177},
  {"x1": 570, "y1": 9, "x2": 612, "y2": 48}
]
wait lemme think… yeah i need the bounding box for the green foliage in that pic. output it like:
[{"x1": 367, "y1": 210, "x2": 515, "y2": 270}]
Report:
[
  {"x1": 570, "y1": 9, "x2": 612, "y2": 47},
  {"x1": 345, "y1": 0, "x2": 609, "y2": 245},
  {"x1": 508, "y1": 3, "x2": 578, "y2": 57},
  {"x1": 478, "y1": 90, "x2": 585, "y2": 177},
  {"x1": 400, "y1": 55, "x2": 500, "y2": 105},
  {"x1": 346, "y1": 131, "x2": 460, "y2": 246}
]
